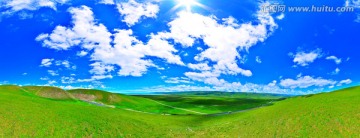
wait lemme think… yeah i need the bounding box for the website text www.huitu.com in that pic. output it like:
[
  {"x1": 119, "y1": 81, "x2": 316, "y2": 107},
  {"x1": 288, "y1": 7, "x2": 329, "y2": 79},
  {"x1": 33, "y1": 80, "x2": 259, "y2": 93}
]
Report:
[{"x1": 261, "y1": 5, "x2": 355, "y2": 13}]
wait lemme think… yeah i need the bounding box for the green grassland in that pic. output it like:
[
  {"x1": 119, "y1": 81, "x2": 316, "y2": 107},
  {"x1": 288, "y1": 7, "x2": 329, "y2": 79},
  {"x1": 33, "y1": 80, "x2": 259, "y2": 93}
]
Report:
[
  {"x1": 22, "y1": 86, "x2": 282, "y2": 115},
  {"x1": 189, "y1": 86, "x2": 360, "y2": 137},
  {"x1": 139, "y1": 95, "x2": 281, "y2": 114},
  {"x1": 149, "y1": 91, "x2": 290, "y2": 99},
  {"x1": 0, "y1": 85, "x2": 359, "y2": 137},
  {"x1": 22, "y1": 86, "x2": 196, "y2": 115}
]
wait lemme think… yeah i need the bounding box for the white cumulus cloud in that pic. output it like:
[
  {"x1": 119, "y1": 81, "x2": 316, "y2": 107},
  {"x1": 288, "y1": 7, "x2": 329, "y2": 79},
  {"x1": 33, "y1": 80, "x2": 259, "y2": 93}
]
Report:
[
  {"x1": 36, "y1": 6, "x2": 112, "y2": 50},
  {"x1": 77, "y1": 50, "x2": 88, "y2": 57},
  {"x1": 276, "y1": 13, "x2": 285, "y2": 20},
  {"x1": 40, "y1": 58, "x2": 54, "y2": 67},
  {"x1": 188, "y1": 63, "x2": 211, "y2": 71},
  {"x1": 331, "y1": 68, "x2": 340, "y2": 75},
  {"x1": 47, "y1": 70, "x2": 59, "y2": 76},
  {"x1": 116, "y1": 0, "x2": 159, "y2": 26},
  {"x1": 133, "y1": 85, "x2": 213, "y2": 93},
  {"x1": 98, "y1": 0, "x2": 114, "y2": 5},
  {"x1": 280, "y1": 75, "x2": 336, "y2": 89},
  {"x1": 345, "y1": 0, "x2": 360, "y2": 22},
  {"x1": 290, "y1": 49, "x2": 322, "y2": 66},
  {"x1": 61, "y1": 76, "x2": 75, "y2": 84},
  {"x1": 337, "y1": 79, "x2": 352, "y2": 86},
  {"x1": 256, "y1": 56, "x2": 262, "y2": 63},
  {"x1": 326, "y1": 56, "x2": 342, "y2": 64},
  {"x1": 155, "y1": 2, "x2": 278, "y2": 89},
  {"x1": 160, "y1": 3, "x2": 277, "y2": 78},
  {"x1": 37, "y1": 5, "x2": 183, "y2": 78},
  {"x1": 1, "y1": 0, "x2": 69, "y2": 14},
  {"x1": 164, "y1": 77, "x2": 192, "y2": 84}
]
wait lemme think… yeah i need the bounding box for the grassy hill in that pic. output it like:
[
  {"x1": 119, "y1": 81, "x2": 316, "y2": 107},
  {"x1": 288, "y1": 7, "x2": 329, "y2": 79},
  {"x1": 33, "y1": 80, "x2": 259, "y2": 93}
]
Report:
[
  {"x1": 190, "y1": 86, "x2": 360, "y2": 137},
  {"x1": 68, "y1": 89, "x2": 199, "y2": 114},
  {"x1": 0, "y1": 85, "x2": 193, "y2": 137},
  {"x1": 0, "y1": 85, "x2": 359, "y2": 137},
  {"x1": 22, "y1": 86, "x2": 74, "y2": 100},
  {"x1": 149, "y1": 91, "x2": 291, "y2": 99},
  {"x1": 20, "y1": 86, "x2": 281, "y2": 115},
  {"x1": 139, "y1": 95, "x2": 281, "y2": 114},
  {"x1": 22, "y1": 86, "x2": 198, "y2": 115}
]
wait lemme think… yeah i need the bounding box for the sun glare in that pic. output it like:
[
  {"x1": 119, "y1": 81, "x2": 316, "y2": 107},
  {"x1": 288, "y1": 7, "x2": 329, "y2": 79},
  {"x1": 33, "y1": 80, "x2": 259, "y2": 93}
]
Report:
[
  {"x1": 178, "y1": 0, "x2": 197, "y2": 10},
  {"x1": 173, "y1": 0, "x2": 207, "y2": 12}
]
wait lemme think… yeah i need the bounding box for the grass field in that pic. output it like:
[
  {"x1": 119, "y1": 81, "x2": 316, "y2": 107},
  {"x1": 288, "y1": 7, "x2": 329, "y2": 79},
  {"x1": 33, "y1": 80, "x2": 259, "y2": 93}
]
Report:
[
  {"x1": 0, "y1": 85, "x2": 359, "y2": 137},
  {"x1": 22, "y1": 86, "x2": 199, "y2": 115},
  {"x1": 139, "y1": 95, "x2": 282, "y2": 114},
  {"x1": 22, "y1": 86, "x2": 282, "y2": 115}
]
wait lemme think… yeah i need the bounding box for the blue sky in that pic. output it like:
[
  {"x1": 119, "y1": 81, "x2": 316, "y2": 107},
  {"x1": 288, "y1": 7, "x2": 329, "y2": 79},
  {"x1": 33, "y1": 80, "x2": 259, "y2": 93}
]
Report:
[{"x1": 0, "y1": 0, "x2": 359, "y2": 94}]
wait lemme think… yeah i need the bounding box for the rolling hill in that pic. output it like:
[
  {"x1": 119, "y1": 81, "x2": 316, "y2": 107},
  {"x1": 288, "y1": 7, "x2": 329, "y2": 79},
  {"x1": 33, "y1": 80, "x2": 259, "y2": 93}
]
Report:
[
  {"x1": 22, "y1": 86, "x2": 74, "y2": 100},
  {"x1": 22, "y1": 86, "x2": 198, "y2": 115},
  {"x1": 0, "y1": 85, "x2": 359, "y2": 137},
  {"x1": 139, "y1": 94, "x2": 281, "y2": 114}
]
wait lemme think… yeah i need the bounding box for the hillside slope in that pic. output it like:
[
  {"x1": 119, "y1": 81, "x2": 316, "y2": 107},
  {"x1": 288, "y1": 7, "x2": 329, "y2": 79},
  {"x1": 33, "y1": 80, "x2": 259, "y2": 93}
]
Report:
[
  {"x1": 22, "y1": 86, "x2": 74, "y2": 100},
  {"x1": 0, "y1": 85, "x2": 196, "y2": 137},
  {"x1": 139, "y1": 95, "x2": 278, "y2": 114},
  {"x1": 68, "y1": 89, "x2": 197, "y2": 114},
  {"x1": 22, "y1": 86, "x2": 197, "y2": 114},
  {"x1": 189, "y1": 86, "x2": 360, "y2": 137},
  {"x1": 0, "y1": 85, "x2": 359, "y2": 137}
]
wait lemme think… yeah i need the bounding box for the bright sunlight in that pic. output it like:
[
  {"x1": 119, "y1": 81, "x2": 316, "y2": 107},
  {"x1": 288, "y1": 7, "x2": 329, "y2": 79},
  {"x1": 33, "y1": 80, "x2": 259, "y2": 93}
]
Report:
[{"x1": 172, "y1": 0, "x2": 207, "y2": 12}]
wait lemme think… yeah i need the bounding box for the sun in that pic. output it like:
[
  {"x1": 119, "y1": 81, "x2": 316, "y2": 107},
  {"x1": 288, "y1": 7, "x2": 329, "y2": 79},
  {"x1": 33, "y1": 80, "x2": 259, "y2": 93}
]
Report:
[
  {"x1": 172, "y1": 0, "x2": 207, "y2": 12},
  {"x1": 177, "y1": 0, "x2": 198, "y2": 11}
]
